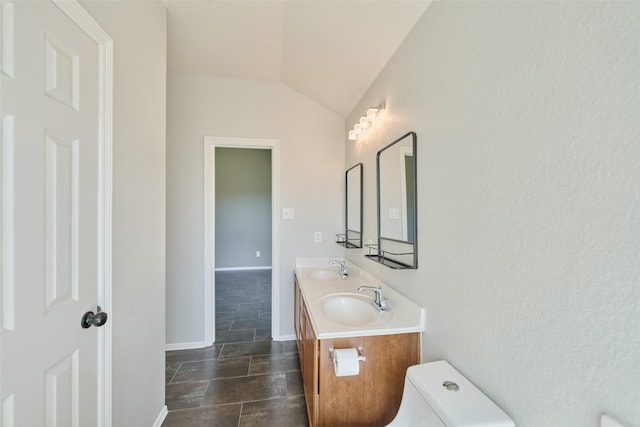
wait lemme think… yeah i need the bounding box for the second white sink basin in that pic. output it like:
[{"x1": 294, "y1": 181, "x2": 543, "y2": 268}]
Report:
[{"x1": 320, "y1": 293, "x2": 393, "y2": 327}]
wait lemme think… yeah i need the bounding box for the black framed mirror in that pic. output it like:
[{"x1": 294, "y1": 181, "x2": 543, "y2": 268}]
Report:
[
  {"x1": 337, "y1": 163, "x2": 363, "y2": 248},
  {"x1": 365, "y1": 132, "x2": 417, "y2": 269}
]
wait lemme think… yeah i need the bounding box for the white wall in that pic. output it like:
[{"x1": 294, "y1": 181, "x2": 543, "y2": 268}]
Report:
[
  {"x1": 346, "y1": 2, "x2": 640, "y2": 427},
  {"x1": 82, "y1": 2, "x2": 167, "y2": 425},
  {"x1": 166, "y1": 74, "x2": 344, "y2": 345}
]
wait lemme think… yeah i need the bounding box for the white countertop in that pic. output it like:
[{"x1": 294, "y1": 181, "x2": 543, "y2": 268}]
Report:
[{"x1": 295, "y1": 258, "x2": 426, "y2": 339}]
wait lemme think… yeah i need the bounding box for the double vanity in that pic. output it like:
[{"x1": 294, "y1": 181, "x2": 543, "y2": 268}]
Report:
[
  {"x1": 294, "y1": 131, "x2": 423, "y2": 425},
  {"x1": 294, "y1": 258, "x2": 425, "y2": 426}
]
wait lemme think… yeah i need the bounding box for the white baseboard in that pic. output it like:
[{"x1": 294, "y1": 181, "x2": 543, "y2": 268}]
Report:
[
  {"x1": 152, "y1": 405, "x2": 168, "y2": 427},
  {"x1": 166, "y1": 335, "x2": 294, "y2": 351},
  {"x1": 214, "y1": 266, "x2": 272, "y2": 271},
  {"x1": 274, "y1": 334, "x2": 295, "y2": 341},
  {"x1": 165, "y1": 341, "x2": 207, "y2": 351}
]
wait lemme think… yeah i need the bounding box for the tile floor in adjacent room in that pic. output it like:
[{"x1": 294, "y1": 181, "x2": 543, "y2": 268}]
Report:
[{"x1": 162, "y1": 270, "x2": 309, "y2": 427}]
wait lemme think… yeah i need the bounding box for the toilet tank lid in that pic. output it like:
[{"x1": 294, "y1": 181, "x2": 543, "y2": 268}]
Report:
[{"x1": 406, "y1": 361, "x2": 515, "y2": 427}]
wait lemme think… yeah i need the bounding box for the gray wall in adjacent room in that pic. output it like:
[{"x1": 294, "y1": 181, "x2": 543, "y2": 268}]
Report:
[{"x1": 215, "y1": 147, "x2": 272, "y2": 269}]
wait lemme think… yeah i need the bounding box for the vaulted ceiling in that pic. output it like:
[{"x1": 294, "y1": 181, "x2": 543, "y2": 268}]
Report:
[{"x1": 166, "y1": 1, "x2": 431, "y2": 117}]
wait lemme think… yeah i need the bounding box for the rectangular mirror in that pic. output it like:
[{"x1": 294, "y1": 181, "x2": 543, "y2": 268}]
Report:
[
  {"x1": 366, "y1": 132, "x2": 417, "y2": 269},
  {"x1": 337, "y1": 163, "x2": 363, "y2": 248}
]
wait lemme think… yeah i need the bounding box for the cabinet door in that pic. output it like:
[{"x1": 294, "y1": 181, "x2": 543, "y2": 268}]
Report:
[
  {"x1": 303, "y1": 305, "x2": 319, "y2": 426},
  {"x1": 318, "y1": 333, "x2": 419, "y2": 426}
]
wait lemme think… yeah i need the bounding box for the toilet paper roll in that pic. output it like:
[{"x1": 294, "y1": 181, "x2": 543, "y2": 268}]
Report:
[{"x1": 333, "y1": 348, "x2": 360, "y2": 377}]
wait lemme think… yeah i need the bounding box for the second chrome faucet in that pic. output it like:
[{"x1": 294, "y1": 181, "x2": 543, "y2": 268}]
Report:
[
  {"x1": 358, "y1": 285, "x2": 390, "y2": 312},
  {"x1": 329, "y1": 259, "x2": 349, "y2": 278}
]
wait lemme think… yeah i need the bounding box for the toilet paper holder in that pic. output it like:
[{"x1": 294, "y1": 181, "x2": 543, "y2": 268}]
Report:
[{"x1": 329, "y1": 346, "x2": 366, "y2": 362}]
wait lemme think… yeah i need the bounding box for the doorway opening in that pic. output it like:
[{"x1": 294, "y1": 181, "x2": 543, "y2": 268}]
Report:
[
  {"x1": 203, "y1": 137, "x2": 280, "y2": 346},
  {"x1": 214, "y1": 147, "x2": 272, "y2": 342}
]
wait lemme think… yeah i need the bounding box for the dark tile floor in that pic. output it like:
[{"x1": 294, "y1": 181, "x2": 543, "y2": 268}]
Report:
[
  {"x1": 215, "y1": 270, "x2": 273, "y2": 344},
  {"x1": 163, "y1": 270, "x2": 309, "y2": 427}
]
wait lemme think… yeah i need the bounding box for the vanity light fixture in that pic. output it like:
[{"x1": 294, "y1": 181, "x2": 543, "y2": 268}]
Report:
[
  {"x1": 348, "y1": 102, "x2": 385, "y2": 141},
  {"x1": 367, "y1": 107, "x2": 379, "y2": 122}
]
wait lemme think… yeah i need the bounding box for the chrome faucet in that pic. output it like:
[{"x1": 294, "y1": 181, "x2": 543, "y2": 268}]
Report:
[
  {"x1": 358, "y1": 285, "x2": 390, "y2": 312},
  {"x1": 329, "y1": 259, "x2": 348, "y2": 278}
]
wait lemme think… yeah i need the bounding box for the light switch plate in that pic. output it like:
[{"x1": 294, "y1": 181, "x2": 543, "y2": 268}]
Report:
[
  {"x1": 314, "y1": 231, "x2": 322, "y2": 243},
  {"x1": 601, "y1": 414, "x2": 626, "y2": 427},
  {"x1": 282, "y1": 208, "x2": 295, "y2": 220}
]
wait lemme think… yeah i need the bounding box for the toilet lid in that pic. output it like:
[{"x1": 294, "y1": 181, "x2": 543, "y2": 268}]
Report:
[{"x1": 406, "y1": 361, "x2": 515, "y2": 427}]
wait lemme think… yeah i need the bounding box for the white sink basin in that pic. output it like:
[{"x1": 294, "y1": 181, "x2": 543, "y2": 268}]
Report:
[
  {"x1": 320, "y1": 293, "x2": 392, "y2": 327},
  {"x1": 308, "y1": 269, "x2": 341, "y2": 281}
]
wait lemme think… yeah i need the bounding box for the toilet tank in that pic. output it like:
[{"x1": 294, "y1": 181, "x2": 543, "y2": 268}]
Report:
[{"x1": 406, "y1": 361, "x2": 515, "y2": 427}]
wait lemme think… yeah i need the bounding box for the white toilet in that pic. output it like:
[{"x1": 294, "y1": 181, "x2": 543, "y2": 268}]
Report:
[{"x1": 387, "y1": 360, "x2": 515, "y2": 427}]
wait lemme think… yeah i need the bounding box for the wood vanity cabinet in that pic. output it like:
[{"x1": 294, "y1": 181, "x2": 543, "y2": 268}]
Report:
[
  {"x1": 294, "y1": 276, "x2": 303, "y2": 363},
  {"x1": 295, "y1": 276, "x2": 319, "y2": 424},
  {"x1": 294, "y1": 275, "x2": 420, "y2": 427}
]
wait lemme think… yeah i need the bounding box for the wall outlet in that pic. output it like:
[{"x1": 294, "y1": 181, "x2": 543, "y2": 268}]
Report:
[
  {"x1": 256, "y1": 251, "x2": 261, "y2": 257},
  {"x1": 282, "y1": 208, "x2": 295, "y2": 220},
  {"x1": 314, "y1": 231, "x2": 322, "y2": 243}
]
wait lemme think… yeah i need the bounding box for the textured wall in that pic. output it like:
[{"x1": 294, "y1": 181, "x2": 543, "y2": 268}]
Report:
[
  {"x1": 215, "y1": 147, "x2": 272, "y2": 269},
  {"x1": 346, "y1": 2, "x2": 640, "y2": 426},
  {"x1": 166, "y1": 75, "x2": 345, "y2": 345},
  {"x1": 82, "y1": 1, "x2": 167, "y2": 425}
]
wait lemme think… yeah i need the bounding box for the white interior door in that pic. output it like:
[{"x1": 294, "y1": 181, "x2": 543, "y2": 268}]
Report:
[{"x1": 0, "y1": 1, "x2": 112, "y2": 426}]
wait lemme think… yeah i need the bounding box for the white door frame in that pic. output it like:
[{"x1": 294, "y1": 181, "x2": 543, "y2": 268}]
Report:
[
  {"x1": 51, "y1": 1, "x2": 113, "y2": 425},
  {"x1": 203, "y1": 136, "x2": 280, "y2": 346}
]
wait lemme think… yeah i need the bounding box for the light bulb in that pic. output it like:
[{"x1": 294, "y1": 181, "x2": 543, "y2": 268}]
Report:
[
  {"x1": 354, "y1": 124, "x2": 362, "y2": 135},
  {"x1": 348, "y1": 130, "x2": 356, "y2": 141},
  {"x1": 359, "y1": 116, "x2": 369, "y2": 129},
  {"x1": 367, "y1": 108, "x2": 379, "y2": 122}
]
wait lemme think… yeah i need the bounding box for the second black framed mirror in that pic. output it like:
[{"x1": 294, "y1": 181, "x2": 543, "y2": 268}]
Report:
[{"x1": 365, "y1": 132, "x2": 417, "y2": 268}]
